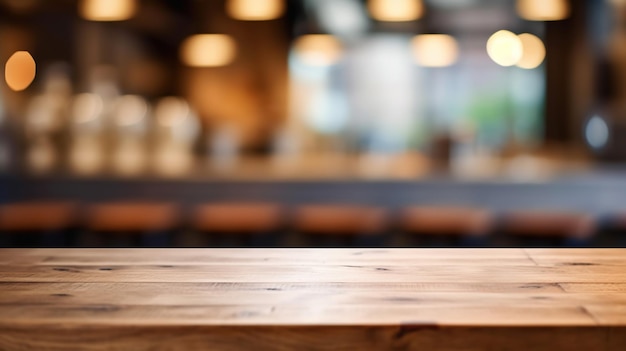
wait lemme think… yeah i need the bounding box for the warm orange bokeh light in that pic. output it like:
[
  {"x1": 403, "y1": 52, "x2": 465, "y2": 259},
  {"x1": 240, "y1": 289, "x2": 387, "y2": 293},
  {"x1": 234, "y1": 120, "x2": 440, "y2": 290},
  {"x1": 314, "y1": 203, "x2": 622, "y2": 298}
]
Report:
[{"x1": 5, "y1": 51, "x2": 36, "y2": 91}]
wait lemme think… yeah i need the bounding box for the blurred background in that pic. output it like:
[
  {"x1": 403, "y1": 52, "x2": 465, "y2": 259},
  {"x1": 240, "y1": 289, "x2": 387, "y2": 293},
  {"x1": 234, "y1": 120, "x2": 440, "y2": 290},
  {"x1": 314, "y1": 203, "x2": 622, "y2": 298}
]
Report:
[{"x1": 1, "y1": 0, "x2": 626, "y2": 248}]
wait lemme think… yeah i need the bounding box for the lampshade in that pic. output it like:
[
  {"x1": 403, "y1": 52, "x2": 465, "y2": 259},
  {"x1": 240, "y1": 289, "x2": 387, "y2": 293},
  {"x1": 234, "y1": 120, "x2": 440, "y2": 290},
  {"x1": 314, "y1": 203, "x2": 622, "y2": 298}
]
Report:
[
  {"x1": 516, "y1": 0, "x2": 569, "y2": 21},
  {"x1": 293, "y1": 34, "x2": 343, "y2": 66},
  {"x1": 79, "y1": 0, "x2": 137, "y2": 21},
  {"x1": 226, "y1": 0, "x2": 285, "y2": 21},
  {"x1": 180, "y1": 34, "x2": 237, "y2": 67},
  {"x1": 412, "y1": 34, "x2": 459, "y2": 67},
  {"x1": 368, "y1": 0, "x2": 423, "y2": 22}
]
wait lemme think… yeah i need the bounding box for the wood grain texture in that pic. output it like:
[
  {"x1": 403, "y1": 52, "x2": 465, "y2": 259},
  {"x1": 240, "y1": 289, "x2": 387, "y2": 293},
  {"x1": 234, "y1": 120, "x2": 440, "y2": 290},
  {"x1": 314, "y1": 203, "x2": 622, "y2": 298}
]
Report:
[{"x1": 0, "y1": 248, "x2": 625, "y2": 350}]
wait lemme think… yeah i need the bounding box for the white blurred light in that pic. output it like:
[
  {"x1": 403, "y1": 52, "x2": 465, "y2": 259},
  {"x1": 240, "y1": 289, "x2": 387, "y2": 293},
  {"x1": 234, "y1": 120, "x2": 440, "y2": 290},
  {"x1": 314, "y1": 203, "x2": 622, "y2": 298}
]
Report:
[
  {"x1": 293, "y1": 35, "x2": 343, "y2": 66},
  {"x1": 516, "y1": 0, "x2": 569, "y2": 21},
  {"x1": 79, "y1": 0, "x2": 137, "y2": 21},
  {"x1": 226, "y1": 0, "x2": 285, "y2": 21},
  {"x1": 305, "y1": 90, "x2": 349, "y2": 134},
  {"x1": 516, "y1": 33, "x2": 546, "y2": 69},
  {"x1": 180, "y1": 34, "x2": 237, "y2": 67},
  {"x1": 486, "y1": 30, "x2": 523, "y2": 67},
  {"x1": 367, "y1": 0, "x2": 423, "y2": 22},
  {"x1": 5, "y1": 51, "x2": 36, "y2": 91},
  {"x1": 585, "y1": 115, "x2": 609, "y2": 149},
  {"x1": 412, "y1": 34, "x2": 459, "y2": 67}
]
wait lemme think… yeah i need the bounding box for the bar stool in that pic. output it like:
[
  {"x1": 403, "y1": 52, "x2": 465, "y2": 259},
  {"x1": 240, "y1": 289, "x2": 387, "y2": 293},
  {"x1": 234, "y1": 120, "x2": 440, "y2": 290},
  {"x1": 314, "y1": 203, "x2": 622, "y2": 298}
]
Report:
[
  {"x1": 400, "y1": 206, "x2": 493, "y2": 247},
  {"x1": 292, "y1": 205, "x2": 388, "y2": 247},
  {"x1": 496, "y1": 210, "x2": 596, "y2": 247},
  {"x1": 0, "y1": 201, "x2": 77, "y2": 247},
  {"x1": 192, "y1": 203, "x2": 284, "y2": 247},
  {"x1": 84, "y1": 201, "x2": 179, "y2": 247}
]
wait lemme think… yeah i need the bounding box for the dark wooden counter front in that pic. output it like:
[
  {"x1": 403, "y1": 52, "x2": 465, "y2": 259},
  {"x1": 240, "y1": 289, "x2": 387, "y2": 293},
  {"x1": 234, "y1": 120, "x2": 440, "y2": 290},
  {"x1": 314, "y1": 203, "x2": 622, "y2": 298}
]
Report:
[{"x1": 0, "y1": 249, "x2": 625, "y2": 350}]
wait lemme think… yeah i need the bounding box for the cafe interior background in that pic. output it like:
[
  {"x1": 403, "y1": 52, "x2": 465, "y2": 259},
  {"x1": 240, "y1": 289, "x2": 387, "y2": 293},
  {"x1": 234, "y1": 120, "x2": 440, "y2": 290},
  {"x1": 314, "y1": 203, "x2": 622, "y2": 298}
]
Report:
[{"x1": 1, "y1": 0, "x2": 626, "y2": 248}]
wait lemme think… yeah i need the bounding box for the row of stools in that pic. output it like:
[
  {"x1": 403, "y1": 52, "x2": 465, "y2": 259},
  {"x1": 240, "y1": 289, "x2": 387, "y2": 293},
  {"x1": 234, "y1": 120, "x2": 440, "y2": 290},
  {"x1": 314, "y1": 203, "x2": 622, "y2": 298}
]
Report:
[{"x1": 0, "y1": 200, "x2": 621, "y2": 247}]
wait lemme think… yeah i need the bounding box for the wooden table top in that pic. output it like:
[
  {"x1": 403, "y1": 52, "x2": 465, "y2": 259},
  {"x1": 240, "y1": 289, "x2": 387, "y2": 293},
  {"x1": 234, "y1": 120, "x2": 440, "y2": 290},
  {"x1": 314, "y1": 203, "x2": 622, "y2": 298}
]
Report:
[{"x1": 0, "y1": 248, "x2": 625, "y2": 350}]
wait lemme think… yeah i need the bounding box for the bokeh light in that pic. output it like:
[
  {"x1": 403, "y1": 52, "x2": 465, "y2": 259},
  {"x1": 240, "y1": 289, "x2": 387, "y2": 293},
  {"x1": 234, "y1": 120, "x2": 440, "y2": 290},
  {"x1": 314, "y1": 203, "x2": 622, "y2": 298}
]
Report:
[
  {"x1": 5, "y1": 51, "x2": 36, "y2": 91},
  {"x1": 516, "y1": 0, "x2": 569, "y2": 21},
  {"x1": 79, "y1": 0, "x2": 137, "y2": 21},
  {"x1": 69, "y1": 137, "x2": 104, "y2": 175},
  {"x1": 27, "y1": 138, "x2": 56, "y2": 173},
  {"x1": 113, "y1": 139, "x2": 146, "y2": 176},
  {"x1": 114, "y1": 95, "x2": 148, "y2": 127},
  {"x1": 585, "y1": 115, "x2": 609, "y2": 150},
  {"x1": 72, "y1": 93, "x2": 103, "y2": 124},
  {"x1": 368, "y1": 0, "x2": 424, "y2": 22},
  {"x1": 180, "y1": 34, "x2": 237, "y2": 67},
  {"x1": 412, "y1": 34, "x2": 459, "y2": 67},
  {"x1": 155, "y1": 97, "x2": 190, "y2": 128},
  {"x1": 486, "y1": 30, "x2": 523, "y2": 67},
  {"x1": 516, "y1": 33, "x2": 546, "y2": 69},
  {"x1": 293, "y1": 34, "x2": 343, "y2": 66},
  {"x1": 226, "y1": 0, "x2": 285, "y2": 21}
]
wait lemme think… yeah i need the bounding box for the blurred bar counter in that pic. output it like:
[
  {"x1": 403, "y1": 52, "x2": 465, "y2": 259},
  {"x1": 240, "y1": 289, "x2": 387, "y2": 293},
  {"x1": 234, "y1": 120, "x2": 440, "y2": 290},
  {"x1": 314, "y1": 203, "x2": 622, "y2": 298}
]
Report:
[
  {"x1": 2, "y1": 151, "x2": 625, "y2": 215},
  {"x1": 4, "y1": 150, "x2": 626, "y2": 248}
]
